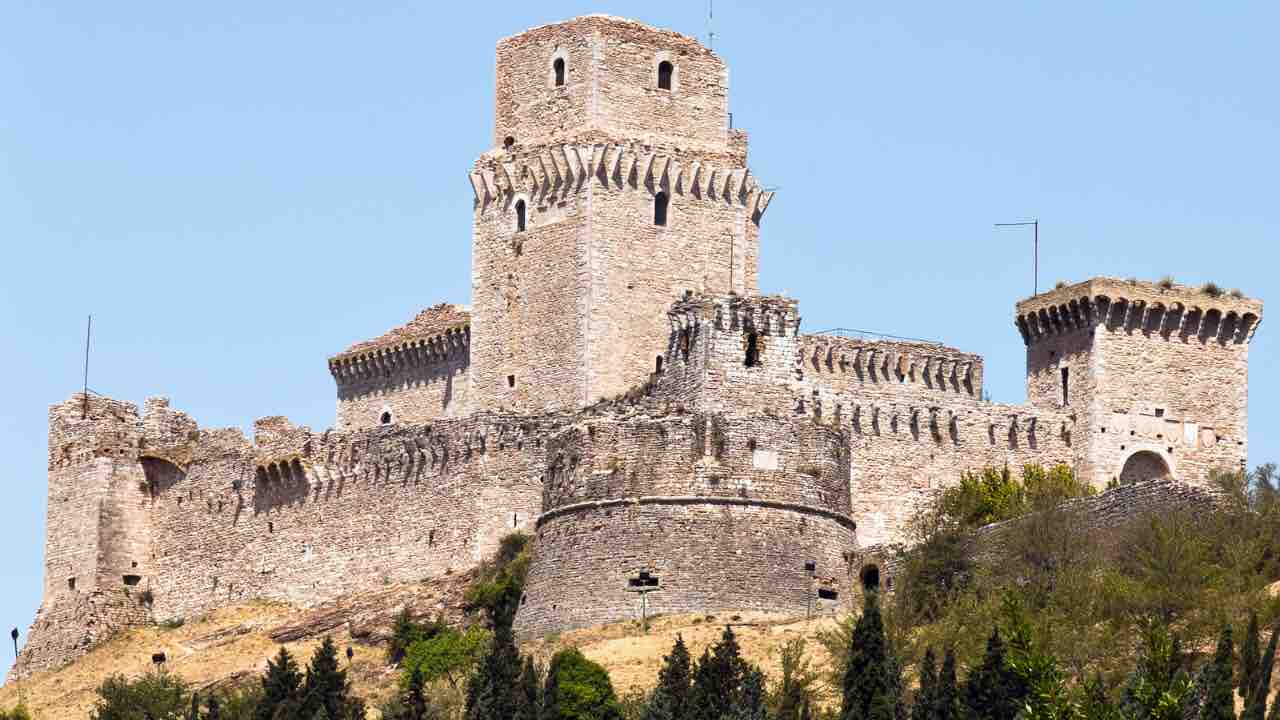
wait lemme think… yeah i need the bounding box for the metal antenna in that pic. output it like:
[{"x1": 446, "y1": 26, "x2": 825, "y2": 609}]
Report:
[
  {"x1": 707, "y1": 0, "x2": 715, "y2": 50},
  {"x1": 82, "y1": 314, "x2": 92, "y2": 418},
  {"x1": 995, "y1": 219, "x2": 1039, "y2": 296}
]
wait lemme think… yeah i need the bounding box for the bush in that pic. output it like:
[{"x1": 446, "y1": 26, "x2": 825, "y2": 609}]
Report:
[
  {"x1": 388, "y1": 608, "x2": 448, "y2": 665},
  {"x1": 1202, "y1": 282, "x2": 1224, "y2": 298},
  {"x1": 402, "y1": 625, "x2": 491, "y2": 690},
  {"x1": 90, "y1": 670, "x2": 189, "y2": 720},
  {"x1": 544, "y1": 648, "x2": 623, "y2": 720}
]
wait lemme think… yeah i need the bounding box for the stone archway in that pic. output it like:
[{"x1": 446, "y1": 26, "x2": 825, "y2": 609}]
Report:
[{"x1": 1119, "y1": 450, "x2": 1171, "y2": 485}]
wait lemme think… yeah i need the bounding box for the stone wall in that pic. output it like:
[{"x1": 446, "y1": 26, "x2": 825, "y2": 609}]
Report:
[{"x1": 515, "y1": 411, "x2": 858, "y2": 640}]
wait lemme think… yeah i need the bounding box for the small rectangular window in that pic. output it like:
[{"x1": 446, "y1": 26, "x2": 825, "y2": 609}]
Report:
[
  {"x1": 1060, "y1": 367, "x2": 1069, "y2": 406},
  {"x1": 507, "y1": 375, "x2": 516, "y2": 388}
]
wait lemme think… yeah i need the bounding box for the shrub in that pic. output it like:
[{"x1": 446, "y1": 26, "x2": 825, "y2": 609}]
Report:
[
  {"x1": 543, "y1": 648, "x2": 623, "y2": 720},
  {"x1": 1158, "y1": 276, "x2": 1176, "y2": 290},
  {"x1": 1202, "y1": 282, "x2": 1224, "y2": 298},
  {"x1": 402, "y1": 625, "x2": 491, "y2": 691},
  {"x1": 388, "y1": 608, "x2": 448, "y2": 665},
  {"x1": 90, "y1": 670, "x2": 189, "y2": 720},
  {"x1": 466, "y1": 532, "x2": 533, "y2": 629}
]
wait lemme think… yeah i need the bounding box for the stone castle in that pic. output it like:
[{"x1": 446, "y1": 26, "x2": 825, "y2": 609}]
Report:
[{"x1": 12, "y1": 16, "x2": 1264, "y2": 678}]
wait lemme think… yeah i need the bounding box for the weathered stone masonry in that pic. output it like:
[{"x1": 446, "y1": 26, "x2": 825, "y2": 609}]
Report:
[{"x1": 14, "y1": 14, "x2": 1263, "y2": 677}]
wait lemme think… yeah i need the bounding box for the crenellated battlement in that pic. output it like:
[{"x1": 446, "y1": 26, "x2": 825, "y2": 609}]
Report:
[
  {"x1": 469, "y1": 142, "x2": 774, "y2": 222},
  {"x1": 799, "y1": 334, "x2": 983, "y2": 400},
  {"x1": 1016, "y1": 277, "x2": 1262, "y2": 347}
]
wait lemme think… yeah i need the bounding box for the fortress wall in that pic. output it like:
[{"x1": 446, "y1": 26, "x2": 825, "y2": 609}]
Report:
[
  {"x1": 800, "y1": 383, "x2": 1075, "y2": 546},
  {"x1": 144, "y1": 413, "x2": 561, "y2": 622},
  {"x1": 332, "y1": 333, "x2": 471, "y2": 430},
  {"x1": 515, "y1": 500, "x2": 856, "y2": 640},
  {"x1": 798, "y1": 335, "x2": 984, "y2": 405},
  {"x1": 516, "y1": 410, "x2": 857, "y2": 639},
  {"x1": 542, "y1": 414, "x2": 850, "y2": 515},
  {"x1": 654, "y1": 294, "x2": 800, "y2": 414}
]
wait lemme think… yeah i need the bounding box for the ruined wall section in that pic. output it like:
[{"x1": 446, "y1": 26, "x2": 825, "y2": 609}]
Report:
[
  {"x1": 494, "y1": 15, "x2": 731, "y2": 155},
  {"x1": 1017, "y1": 279, "x2": 1262, "y2": 487},
  {"x1": 654, "y1": 294, "x2": 799, "y2": 414},
  {"x1": 515, "y1": 411, "x2": 858, "y2": 639}
]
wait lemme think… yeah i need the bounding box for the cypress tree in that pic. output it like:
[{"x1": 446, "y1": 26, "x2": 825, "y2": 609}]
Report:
[
  {"x1": 736, "y1": 667, "x2": 768, "y2": 720},
  {"x1": 910, "y1": 649, "x2": 937, "y2": 720},
  {"x1": 515, "y1": 656, "x2": 541, "y2": 720},
  {"x1": 1243, "y1": 625, "x2": 1279, "y2": 720},
  {"x1": 205, "y1": 694, "x2": 221, "y2": 720},
  {"x1": 257, "y1": 647, "x2": 303, "y2": 720},
  {"x1": 644, "y1": 635, "x2": 693, "y2": 720},
  {"x1": 1202, "y1": 627, "x2": 1236, "y2": 720},
  {"x1": 187, "y1": 691, "x2": 201, "y2": 720},
  {"x1": 800, "y1": 698, "x2": 813, "y2": 720},
  {"x1": 467, "y1": 624, "x2": 523, "y2": 720},
  {"x1": 961, "y1": 628, "x2": 1021, "y2": 720},
  {"x1": 841, "y1": 592, "x2": 903, "y2": 720},
  {"x1": 1243, "y1": 613, "x2": 1263, "y2": 700},
  {"x1": 690, "y1": 627, "x2": 749, "y2": 720},
  {"x1": 934, "y1": 648, "x2": 958, "y2": 720},
  {"x1": 301, "y1": 637, "x2": 360, "y2": 720}
]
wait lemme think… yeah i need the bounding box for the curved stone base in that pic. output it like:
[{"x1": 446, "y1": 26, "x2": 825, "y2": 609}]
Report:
[{"x1": 514, "y1": 497, "x2": 858, "y2": 640}]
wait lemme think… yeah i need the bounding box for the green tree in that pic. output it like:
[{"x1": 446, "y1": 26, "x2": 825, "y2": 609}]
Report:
[
  {"x1": 300, "y1": 637, "x2": 364, "y2": 720},
  {"x1": 205, "y1": 694, "x2": 222, "y2": 720},
  {"x1": 737, "y1": 667, "x2": 768, "y2": 720},
  {"x1": 690, "y1": 627, "x2": 752, "y2": 720},
  {"x1": 841, "y1": 593, "x2": 903, "y2": 720},
  {"x1": 1079, "y1": 674, "x2": 1119, "y2": 720},
  {"x1": 771, "y1": 638, "x2": 820, "y2": 720},
  {"x1": 1243, "y1": 625, "x2": 1278, "y2": 720},
  {"x1": 1202, "y1": 627, "x2": 1236, "y2": 720},
  {"x1": 403, "y1": 625, "x2": 490, "y2": 691},
  {"x1": 934, "y1": 649, "x2": 958, "y2": 720},
  {"x1": 910, "y1": 649, "x2": 937, "y2": 720},
  {"x1": 218, "y1": 686, "x2": 264, "y2": 720},
  {"x1": 962, "y1": 628, "x2": 1023, "y2": 720},
  {"x1": 466, "y1": 533, "x2": 532, "y2": 630},
  {"x1": 91, "y1": 670, "x2": 190, "y2": 720},
  {"x1": 1120, "y1": 621, "x2": 1191, "y2": 720},
  {"x1": 644, "y1": 635, "x2": 693, "y2": 720},
  {"x1": 1242, "y1": 613, "x2": 1262, "y2": 700},
  {"x1": 466, "y1": 624, "x2": 523, "y2": 720},
  {"x1": 542, "y1": 648, "x2": 622, "y2": 720},
  {"x1": 258, "y1": 647, "x2": 304, "y2": 720},
  {"x1": 515, "y1": 656, "x2": 542, "y2": 720}
]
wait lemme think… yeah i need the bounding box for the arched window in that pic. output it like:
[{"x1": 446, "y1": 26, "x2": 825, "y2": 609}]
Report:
[
  {"x1": 553, "y1": 57, "x2": 565, "y2": 87},
  {"x1": 654, "y1": 192, "x2": 669, "y2": 226},
  {"x1": 657, "y1": 60, "x2": 674, "y2": 90},
  {"x1": 380, "y1": 411, "x2": 392, "y2": 425},
  {"x1": 515, "y1": 199, "x2": 526, "y2": 232}
]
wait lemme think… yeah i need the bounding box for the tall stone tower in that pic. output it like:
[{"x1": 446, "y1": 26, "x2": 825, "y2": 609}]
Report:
[
  {"x1": 468, "y1": 15, "x2": 775, "y2": 413},
  {"x1": 1017, "y1": 278, "x2": 1262, "y2": 487}
]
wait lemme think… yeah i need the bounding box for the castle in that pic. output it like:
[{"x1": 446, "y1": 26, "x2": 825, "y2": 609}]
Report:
[{"x1": 12, "y1": 16, "x2": 1263, "y2": 679}]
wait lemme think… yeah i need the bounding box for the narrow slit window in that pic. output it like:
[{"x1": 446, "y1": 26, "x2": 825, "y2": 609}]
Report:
[
  {"x1": 657, "y1": 60, "x2": 673, "y2": 90},
  {"x1": 1060, "y1": 367, "x2": 1069, "y2": 406},
  {"x1": 508, "y1": 374, "x2": 516, "y2": 388},
  {"x1": 654, "y1": 191, "x2": 669, "y2": 226},
  {"x1": 553, "y1": 57, "x2": 565, "y2": 87},
  {"x1": 515, "y1": 200, "x2": 526, "y2": 232},
  {"x1": 655, "y1": 356, "x2": 663, "y2": 374},
  {"x1": 744, "y1": 332, "x2": 761, "y2": 367}
]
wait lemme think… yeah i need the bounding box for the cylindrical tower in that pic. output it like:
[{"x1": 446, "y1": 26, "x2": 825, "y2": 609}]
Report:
[{"x1": 514, "y1": 412, "x2": 858, "y2": 639}]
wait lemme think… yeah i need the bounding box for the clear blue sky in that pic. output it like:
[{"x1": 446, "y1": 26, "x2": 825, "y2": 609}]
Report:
[{"x1": 2, "y1": 1, "x2": 1275, "y2": 673}]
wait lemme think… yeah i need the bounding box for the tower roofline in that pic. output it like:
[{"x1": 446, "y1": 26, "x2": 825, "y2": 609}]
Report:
[{"x1": 497, "y1": 15, "x2": 718, "y2": 58}]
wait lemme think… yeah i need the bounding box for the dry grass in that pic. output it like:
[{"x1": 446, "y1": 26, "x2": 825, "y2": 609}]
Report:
[
  {"x1": 523, "y1": 611, "x2": 843, "y2": 701},
  {"x1": 0, "y1": 601, "x2": 402, "y2": 720}
]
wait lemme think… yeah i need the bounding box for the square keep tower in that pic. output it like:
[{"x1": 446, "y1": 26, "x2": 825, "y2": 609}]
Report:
[{"x1": 469, "y1": 16, "x2": 776, "y2": 413}]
